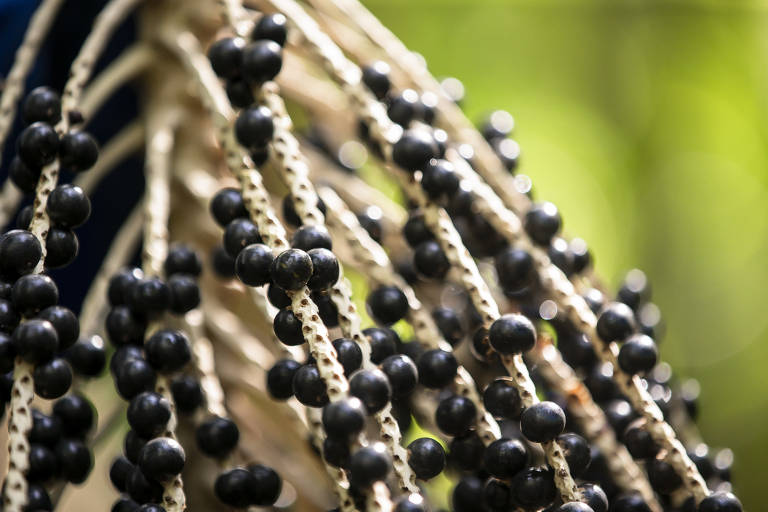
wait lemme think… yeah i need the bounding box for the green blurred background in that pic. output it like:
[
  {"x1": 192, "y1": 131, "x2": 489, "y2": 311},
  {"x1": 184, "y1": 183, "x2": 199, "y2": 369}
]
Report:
[{"x1": 364, "y1": 0, "x2": 768, "y2": 508}]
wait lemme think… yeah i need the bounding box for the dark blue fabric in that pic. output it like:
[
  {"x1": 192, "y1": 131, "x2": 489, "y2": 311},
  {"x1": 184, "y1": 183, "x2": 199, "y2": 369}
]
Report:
[{"x1": 0, "y1": 1, "x2": 143, "y2": 313}]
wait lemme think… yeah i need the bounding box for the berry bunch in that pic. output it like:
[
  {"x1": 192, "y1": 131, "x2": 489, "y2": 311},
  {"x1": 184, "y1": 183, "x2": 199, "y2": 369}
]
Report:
[{"x1": 0, "y1": 1, "x2": 747, "y2": 512}]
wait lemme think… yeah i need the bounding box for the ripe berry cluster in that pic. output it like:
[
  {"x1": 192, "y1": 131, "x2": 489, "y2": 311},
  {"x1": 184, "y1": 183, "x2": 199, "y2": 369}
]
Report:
[
  {"x1": 357, "y1": 50, "x2": 748, "y2": 510},
  {"x1": 9, "y1": 87, "x2": 98, "y2": 268},
  {"x1": 104, "y1": 253, "x2": 194, "y2": 510},
  {"x1": 0, "y1": 1, "x2": 747, "y2": 511},
  {"x1": 22, "y1": 396, "x2": 95, "y2": 509}
]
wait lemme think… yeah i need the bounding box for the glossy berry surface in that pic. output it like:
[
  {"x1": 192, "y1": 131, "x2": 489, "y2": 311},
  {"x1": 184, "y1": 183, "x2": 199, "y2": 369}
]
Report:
[
  {"x1": 253, "y1": 13, "x2": 288, "y2": 46},
  {"x1": 618, "y1": 334, "x2": 658, "y2": 374},
  {"x1": 108, "y1": 267, "x2": 142, "y2": 306},
  {"x1": 247, "y1": 463, "x2": 282, "y2": 506},
  {"x1": 235, "y1": 105, "x2": 275, "y2": 149},
  {"x1": 44, "y1": 227, "x2": 79, "y2": 268},
  {"x1": 164, "y1": 245, "x2": 202, "y2": 277},
  {"x1": 109, "y1": 455, "x2": 133, "y2": 492},
  {"x1": 323, "y1": 435, "x2": 350, "y2": 468},
  {"x1": 33, "y1": 357, "x2": 72, "y2": 399},
  {"x1": 144, "y1": 329, "x2": 191, "y2": 373},
  {"x1": 610, "y1": 493, "x2": 653, "y2": 512},
  {"x1": 273, "y1": 308, "x2": 304, "y2": 346},
  {"x1": 367, "y1": 285, "x2": 409, "y2": 325},
  {"x1": 698, "y1": 492, "x2": 743, "y2": 512},
  {"x1": 596, "y1": 302, "x2": 636, "y2": 342},
  {"x1": 488, "y1": 313, "x2": 536, "y2": 355},
  {"x1": 8, "y1": 157, "x2": 41, "y2": 193},
  {"x1": 623, "y1": 421, "x2": 658, "y2": 459},
  {"x1": 291, "y1": 225, "x2": 331, "y2": 250},
  {"x1": 349, "y1": 444, "x2": 390, "y2": 488},
  {"x1": 363, "y1": 326, "x2": 398, "y2": 364},
  {"x1": 388, "y1": 89, "x2": 420, "y2": 127},
  {"x1": 270, "y1": 248, "x2": 313, "y2": 291},
  {"x1": 362, "y1": 61, "x2": 391, "y2": 100},
  {"x1": 331, "y1": 338, "x2": 362, "y2": 376},
  {"x1": 235, "y1": 243, "x2": 273, "y2": 286},
  {"x1": 647, "y1": 458, "x2": 682, "y2": 493},
  {"x1": 267, "y1": 358, "x2": 301, "y2": 399},
  {"x1": 557, "y1": 433, "x2": 591, "y2": 477},
  {"x1": 453, "y1": 475, "x2": 484, "y2": 512},
  {"x1": 167, "y1": 274, "x2": 200, "y2": 314},
  {"x1": 306, "y1": 248, "x2": 339, "y2": 291},
  {"x1": 23, "y1": 86, "x2": 61, "y2": 124},
  {"x1": 557, "y1": 503, "x2": 594, "y2": 512},
  {"x1": 127, "y1": 464, "x2": 163, "y2": 503},
  {"x1": 115, "y1": 357, "x2": 156, "y2": 399},
  {"x1": 349, "y1": 368, "x2": 391, "y2": 413},
  {"x1": 483, "y1": 438, "x2": 527, "y2": 478},
  {"x1": 520, "y1": 401, "x2": 566, "y2": 442},
  {"x1": 524, "y1": 202, "x2": 561, "y2": 246},
  {"x1": 322, "y1": 397, "x2": 366, "y2": 439},
  {"x1": 106, "y1": 306, "x2": 147, "y2": 346},
  {"x1": 224, "y1": 218, "x2": 262, "y2": 258},
  {"x1": 421, "y1": 159, "x2": 460, "y2": 199},
  {"x1": 46, "y1": 184, "x2": 91, "y2": 228},
  {"x1": 392, "y1": 130, "x2": 439, "y2": 171},
  {"x1": 211, "y1": 245, "x2": 236, "y2": 278},
  {"x1": 215, "y1": 468, "x2": 257, "y2": 508},
  {"x1": 435, "y1": 395, "x2": 476, "y2": 437},
  {"x1": 208, "y1": 37, "x2": 244, "y2": 78},
  {"x1": 380, "y1": 354, "x2": 418, "y2": 396},
  {"x1": 282, "y1": 196, "x2": 327, "y2": 227},
  {"x1": 407, "y1": 437, "x2": 446, "y2": 480},
  {"x1": 293, "y1": 364, "x2": 329, "y2": 407},
  {"x1": 484, "y1": 478, "x2": 512, "y2": 511},
  {"x1": 59, "y1": 131, "x2": 99, "y2": 171},
  {"x1": 170, "y1": 374, "x2": 203, "y2": 414},
  {"x1": 403, "y1": 213, "x2": 433, "y2": 247},
  {"x1": 0, "y1": 229, "x2": 42, "y2": 279},
  {"x1": 53, "y1": 394, "x2": 94, "y2": 436},
  {"x1": 210, "y1": 188, "x2": 248, "y2": 227},
  {"x1": 483, "y1": 379, "x2": 522, "y2": 419},
  {"x1": 579, "y1": 483, "x2": 608, "y2": 512},
  {"x1": 12, "y1": 273, "x2": 58, "y2": 316},
  {"x1": 56, "y1": 438, "x2": 92, "y2": 483},
  {"x1": 417, "y1": 349, "x2": 457, "y2": 389},
  {"x1": 35, "y1": 305, "x2": 78, "y2": 350},
  {"x1": 28, "y1": 442, "x2": 58, "y2": 482},
  {"x1": 241, "y1": 40, "x2": 283, "y2": 84},
  {"x1": 196, "y1": 416, "x2": 239, "y2": 458},
  {"x1": 511, "y1": 467, "x2": 556, "y2": 510},
  {"x1": 12, "y1": 318, "x2": 59, "y2": 364},
  {"x1": 128, "y1": 277, "x2": 170, "y2": 315},
  {"x1": 432, "y1": 307, "x2": 463, "y2": 346},
  {"x1": 414, "y1": 240, "x2": 449, "y2": 279},
  {"x1": 18, "y1": 122, "x2": 59, "y2": 167},
  {"x1": 138, "y1": 437, "x2": 185, "y2": 482},
  {"x1": 449, "y1": 433, "x2": 485, "y2": 471},
  {"x1": 127, "y1": 392, "x2": 171, "y2": 438},
  {"x1": 394, "y1": 495, "x2": 426, "y2": 512}
]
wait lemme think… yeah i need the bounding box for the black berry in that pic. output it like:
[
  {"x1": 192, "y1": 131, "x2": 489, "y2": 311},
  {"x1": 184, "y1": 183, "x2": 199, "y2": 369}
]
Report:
[
  {"x1": 488, "y1": 313, "x2": 536, "y2": 355},
  {"x1": 59, "y1": 131, "x2": 99, "y2": 171},
  {"x1": 271, "y1": 248, "x2": 312, "y2": 290},
  {"x1": 241, "y1": 40, "x2": 283, "y2": 84},
  {"x1": 520, "y1": 401, "x2": 565, "y2": 442},
  {"x1": 22, "y1": 86, "x2": 61, "y2": 125},
  {"x1": 407, "y1": 437, "x2": 446, "y2": 480},
  {"x1": 367, "y1": 285, "x2": 409, "y2": 325}
]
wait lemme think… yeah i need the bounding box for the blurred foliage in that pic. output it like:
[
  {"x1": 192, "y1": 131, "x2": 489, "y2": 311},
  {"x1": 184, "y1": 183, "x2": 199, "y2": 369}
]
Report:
[{"x1": 364, "y1": 0, "x2": 768, "y2": 508}]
